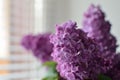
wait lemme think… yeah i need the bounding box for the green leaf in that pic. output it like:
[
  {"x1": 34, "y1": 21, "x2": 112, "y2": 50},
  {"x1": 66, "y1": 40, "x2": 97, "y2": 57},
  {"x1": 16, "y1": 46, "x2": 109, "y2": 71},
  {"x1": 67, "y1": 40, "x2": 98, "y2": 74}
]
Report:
[
  {"x1": 42, "y1": 61, "x2": 60, "y2": 80},
  {"x1": 43, "y1": 61, "x2": 57, "y2": 68},
  {"x1": 98, "y1": 74, "x2": 112, "y2": 80},
  {"x1": 42, "y1": 76, "x2": 58, "y2": 80},
  {"x1": 43, "y1": 61, "x2": 57, "y2": 73},
  {"x1": 42, "y1": 61, "x2": 59, "y2": 79}
]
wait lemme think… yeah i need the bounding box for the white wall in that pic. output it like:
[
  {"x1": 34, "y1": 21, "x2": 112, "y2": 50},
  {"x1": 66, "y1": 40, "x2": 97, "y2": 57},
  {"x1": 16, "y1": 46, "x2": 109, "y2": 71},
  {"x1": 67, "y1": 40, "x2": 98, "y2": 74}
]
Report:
[{"x1": 42, "y1": 0, "x2": 71, "y2": 32}]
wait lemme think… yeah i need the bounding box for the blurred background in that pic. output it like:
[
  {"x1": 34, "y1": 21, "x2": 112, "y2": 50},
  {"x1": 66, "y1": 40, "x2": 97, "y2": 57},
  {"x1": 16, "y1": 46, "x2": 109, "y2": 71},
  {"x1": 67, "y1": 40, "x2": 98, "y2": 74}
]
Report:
[{"x1": 0, "y1": 0, "x2": 120, "y2": 80}]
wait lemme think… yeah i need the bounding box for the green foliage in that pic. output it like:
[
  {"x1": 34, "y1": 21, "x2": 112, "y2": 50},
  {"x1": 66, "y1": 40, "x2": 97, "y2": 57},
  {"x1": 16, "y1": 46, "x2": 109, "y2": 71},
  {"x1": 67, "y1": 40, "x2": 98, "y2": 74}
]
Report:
[
  {"x1": 43, "y1": 61, "x2": 57, "y2": 68},
  {"x1": 43, "y1": 61, "x2": 57, "y2": 73},
  {"x1": 42, "y1": 61, "x2": 59, "y2": 80},
  {"x1": 42, "y1": 76, "x2": 58, "y2": 80},
  {"x1": 98, "y1": 74, "x2": 112, "y2": 80}
]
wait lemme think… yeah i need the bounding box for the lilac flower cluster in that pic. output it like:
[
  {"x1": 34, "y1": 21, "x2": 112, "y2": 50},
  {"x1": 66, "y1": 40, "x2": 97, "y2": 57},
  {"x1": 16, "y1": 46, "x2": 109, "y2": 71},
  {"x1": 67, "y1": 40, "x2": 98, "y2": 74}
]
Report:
[
  {"x1": 82, "y1": 4, "x2": 120, "y2": 79},
  {"x1": 21, "y1": 33, "x2": 53, "y2": 62},
  {"x1": 21, "y1": 4, "x2": 120, "y2": 80},
  {"x1": 82, "y1": 4, "x2": 117, "y2": 53},
  {"x1": 21, "y1": 34, "x2": 35, "y2": 50},
  {"x1": 50, "y1": 20, "x2": 114, "y2": 80}
]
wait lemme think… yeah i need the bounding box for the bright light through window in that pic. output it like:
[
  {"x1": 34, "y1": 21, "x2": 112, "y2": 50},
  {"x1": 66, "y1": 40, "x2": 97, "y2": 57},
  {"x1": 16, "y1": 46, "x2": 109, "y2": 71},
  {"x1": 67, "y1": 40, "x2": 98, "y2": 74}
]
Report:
[
  {"x1": 0, "y1": 0, "x2": 9, "y2": 59},
  {"x1": 35, "y1": 0, "x2": 43, "y2": 33}
]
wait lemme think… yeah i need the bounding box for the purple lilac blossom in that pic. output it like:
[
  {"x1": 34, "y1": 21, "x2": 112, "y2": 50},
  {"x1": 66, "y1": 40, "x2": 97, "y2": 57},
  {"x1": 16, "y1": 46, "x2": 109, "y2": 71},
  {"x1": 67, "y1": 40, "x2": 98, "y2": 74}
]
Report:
[
  {"x1": 112, "y1": 53, "x2": 120, "y2": 80},
  {"x1": 50, "y1": 20, "x2": 113, "y2": 80},
  {"x1": 82, "y1": 4, "x2": 120, "y2": 80},
  {"x1": 21, "y1": 34, "x2": 35, "y2": 50},
  {"x1": 21, "y1": 33, "x2": 53, "y2": 62},
  {"x1": 106, "y1": 53, "x2": 120, "y2": 80},
  {"x1": 82, "y1": 4, "x2": 117, "y2": 54}
]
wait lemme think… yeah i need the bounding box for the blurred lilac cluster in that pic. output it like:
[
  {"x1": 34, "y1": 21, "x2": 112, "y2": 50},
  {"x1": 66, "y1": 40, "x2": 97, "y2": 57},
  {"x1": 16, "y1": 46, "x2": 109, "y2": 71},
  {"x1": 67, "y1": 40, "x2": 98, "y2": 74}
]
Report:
[
  {"x1": 21, "y1": 33, "x2": 53, "y2": 62},
  {"x1": 50, "y1": 20, "x2": 115, "y2": 80}
]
